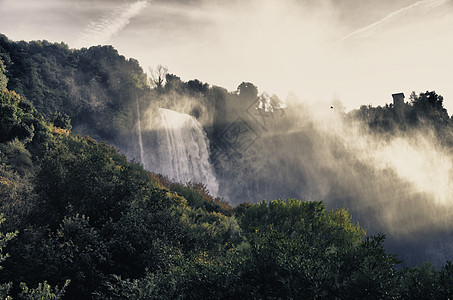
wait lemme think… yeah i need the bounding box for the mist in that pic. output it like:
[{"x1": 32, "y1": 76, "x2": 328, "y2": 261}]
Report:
[{"x1": 175, "y1": 89, "x2": 451, "y2": 265}]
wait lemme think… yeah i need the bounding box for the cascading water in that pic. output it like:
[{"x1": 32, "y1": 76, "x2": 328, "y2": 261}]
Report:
[
  {"x1": 140, "y1": 107, "x2": 219, "y2": 196},
  {"x1": 136, "y1": 99, "x2": 145, "y2": 165}
]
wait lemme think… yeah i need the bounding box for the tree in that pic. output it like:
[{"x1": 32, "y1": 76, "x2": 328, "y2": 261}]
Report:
[
  {"x1": 0, "y1": 214, "x2": 17, "y2": 268},
  {"x1": 0, "y1": 214, "x2": 17, "y2": 299},
  {"x1": 187, "y1": 79, "x2": 209, "y2": 95},
  {"x1": 51, "y1": 112, "x2": 72, "y2": 130},
  {"x1": 236, "y1": 82, "x2": 258, "y2": 101},
  {"x1": 0, "y1": 214, "x2": 17, "y2": 298},
  {"x1": 0, "y1": 58, "x2": 7, "y2": 90},
  {"x1": 148, "y1": 65, "x2": 168, "y2": 90},
  {"x1": 0, "y1": 214, "x2": 70, "y2": 299},
  {"x1": 409, "y1": 91, "x2": 449, "y2": 126},
  {"x1": 0, "y1": 89, "x2": 38, "y2": 144}
]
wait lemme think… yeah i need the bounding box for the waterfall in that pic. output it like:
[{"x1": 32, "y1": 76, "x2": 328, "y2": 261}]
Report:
[
  {"x1": 141, "y1": 108, "x2": 219, "y2": 196},
  {"x1": 136, "y1": 99, "x2": 145, "y2": 165}
]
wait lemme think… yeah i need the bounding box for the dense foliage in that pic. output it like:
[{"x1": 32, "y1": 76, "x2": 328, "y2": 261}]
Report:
[
  {"x1": 0, "y1": 34, "x2": 148, "y2": 149},
  {"x1": 0, "y1": 87, "x2": 452, "y2": 298},
  {"x1": 348, "y1": 91, "x2": 453, "y2": 142},
  {"x1": 1, "y1": 35, "x2": 453, "y2": 298}
]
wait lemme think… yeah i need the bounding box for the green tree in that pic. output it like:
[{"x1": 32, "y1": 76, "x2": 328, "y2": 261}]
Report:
[
  {"x1": 399, "y1": 262, "x2": 440, "y2": 299},
  {"x1": 340, "y1": 234, "x2": 401, "y2": 299},
  {"x1": 0, "y1": 88, "x2": 48, "y2": 153},
  {"x1": 235, "y1": 199, "x2": 400, "y2": 299},
  {"x1": 0, "y1": 214, "x2": 17, "y2": 299},
  {"x1": 0, "y1": 214, "x2": 17, "y2": 269},
  {"x1": 18, "y1": 280, "x2": 70, "y2": 300},
  {"x1": 0, "y1": 58, "x2": 8, "y2": 90},
  {"x1": 0, "y1": 139, "x2": 33, "y2": 176},
  {"x1": 51, "y1": 112, "x2": 71, "y2": 131},
  {"x1": 438, "y1": 261, "x2": 453, "y2": 298},
  {"x1": 34, "y1": 135, "x2": 135, "y2": 229}
]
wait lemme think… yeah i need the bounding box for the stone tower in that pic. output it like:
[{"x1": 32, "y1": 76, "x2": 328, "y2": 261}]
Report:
[{"x1": 392, "y1": 92, "x2": 405, "y2": 120}]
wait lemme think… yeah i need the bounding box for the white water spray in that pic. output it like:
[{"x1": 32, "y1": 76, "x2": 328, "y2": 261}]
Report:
[
  {"x1": 141, "y1": 108, "x2": 219, "y2": 196},
  {"x1": 136, "y1": 99, "x2": 145, "y2": 165}
]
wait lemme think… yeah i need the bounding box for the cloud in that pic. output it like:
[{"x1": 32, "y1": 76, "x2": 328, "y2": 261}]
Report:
[
  {"x1": 342, "y1": 0, "x2": 449, "y2": 41},
  {"x1": 76, "y1": 0, "x2": 149, "y2": 47},
  {"x1": 108, "y1": 0, "x2": 453, "y2": 115}
]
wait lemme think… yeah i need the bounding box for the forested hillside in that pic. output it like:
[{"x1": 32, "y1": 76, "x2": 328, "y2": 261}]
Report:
[
  {"x1": 1, "y1": 35, "x2": 453, "y2": 299},
  {"x1": 0, "y1": 34, "x2": 149, "y2": 153}
]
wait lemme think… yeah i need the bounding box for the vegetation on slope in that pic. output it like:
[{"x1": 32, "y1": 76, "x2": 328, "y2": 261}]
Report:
[
  {"x1": 1, "y1": 36, "x2": 453, "y2": 298},
  {"x1": 0, "y1": 82, "x2": 452, "y2": 298}
]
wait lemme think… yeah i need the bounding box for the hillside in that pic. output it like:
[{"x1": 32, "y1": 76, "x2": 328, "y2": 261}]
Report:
[{"x1": 1, "y1": 35, "x2": 453, "y2": 298}]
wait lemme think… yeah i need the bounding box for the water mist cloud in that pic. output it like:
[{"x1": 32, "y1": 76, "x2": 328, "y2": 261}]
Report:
[
  {"x1": 371, "y1": 135, "x2": 453, "y2": 206},
  {"x1": 209, "y1": 93, "x2": 453, "y2": 251}
]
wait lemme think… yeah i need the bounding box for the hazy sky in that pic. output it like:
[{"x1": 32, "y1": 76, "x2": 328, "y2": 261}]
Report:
[{"x1": 1, "y1": 0, "x2": 452, "y2": 111}]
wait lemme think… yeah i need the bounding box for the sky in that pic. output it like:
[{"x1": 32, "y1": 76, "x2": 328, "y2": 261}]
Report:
[{"x1": 1, "y1": 0, "x2": 453, "y2": 112}]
